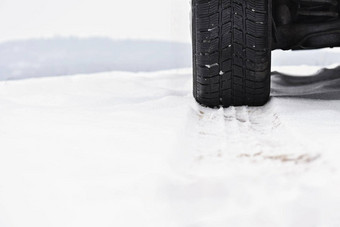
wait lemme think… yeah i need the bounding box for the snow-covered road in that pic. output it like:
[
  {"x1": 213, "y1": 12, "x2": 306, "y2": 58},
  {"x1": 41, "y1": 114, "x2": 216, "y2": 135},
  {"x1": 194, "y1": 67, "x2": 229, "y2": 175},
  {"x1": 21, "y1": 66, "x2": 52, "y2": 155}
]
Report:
[
  {"x1": 1, "y1": 65, "x2": 340, "y2": 227},
  {"x1": 1, "y1": 0, "x2": 339, "y2": 224}
]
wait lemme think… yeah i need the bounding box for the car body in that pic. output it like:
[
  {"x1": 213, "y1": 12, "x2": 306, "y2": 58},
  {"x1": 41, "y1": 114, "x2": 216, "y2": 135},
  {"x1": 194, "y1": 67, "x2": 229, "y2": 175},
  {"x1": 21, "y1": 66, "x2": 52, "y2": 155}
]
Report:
[{"x1": 273, "y1": 0, "x2": 340, "y2": 50}]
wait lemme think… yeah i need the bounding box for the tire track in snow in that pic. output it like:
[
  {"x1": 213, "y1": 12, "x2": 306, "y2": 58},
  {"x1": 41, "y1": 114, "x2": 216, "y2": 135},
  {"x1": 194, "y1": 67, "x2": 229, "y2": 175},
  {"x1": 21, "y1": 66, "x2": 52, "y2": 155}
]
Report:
[{"x1": 180, "y1": 101, "x2": 321, "y2": 167}]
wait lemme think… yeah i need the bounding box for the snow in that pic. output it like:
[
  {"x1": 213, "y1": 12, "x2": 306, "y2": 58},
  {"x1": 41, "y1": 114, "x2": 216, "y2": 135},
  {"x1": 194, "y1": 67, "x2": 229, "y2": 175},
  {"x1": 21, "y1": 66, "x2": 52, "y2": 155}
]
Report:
[
  {"x1": 1, "y1": 0, "x2": 340, "y2": 225},
  {"x1": 1, "y1": 58, "x2": 340, "y2": 226}
]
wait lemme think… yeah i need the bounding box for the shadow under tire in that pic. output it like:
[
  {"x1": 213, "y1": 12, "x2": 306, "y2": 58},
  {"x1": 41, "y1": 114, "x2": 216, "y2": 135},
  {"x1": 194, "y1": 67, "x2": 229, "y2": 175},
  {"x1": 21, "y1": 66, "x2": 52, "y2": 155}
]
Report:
[{"x1": 192, "y1": 0, "x2": 272, "y2": 107}]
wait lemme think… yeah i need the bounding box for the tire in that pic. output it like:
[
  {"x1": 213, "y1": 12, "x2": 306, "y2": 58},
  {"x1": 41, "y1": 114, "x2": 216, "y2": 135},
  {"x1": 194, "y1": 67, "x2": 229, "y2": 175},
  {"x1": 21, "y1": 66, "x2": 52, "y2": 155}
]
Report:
[{"x1": 192, "y1": 0, "x2": 272, "y2": 107}]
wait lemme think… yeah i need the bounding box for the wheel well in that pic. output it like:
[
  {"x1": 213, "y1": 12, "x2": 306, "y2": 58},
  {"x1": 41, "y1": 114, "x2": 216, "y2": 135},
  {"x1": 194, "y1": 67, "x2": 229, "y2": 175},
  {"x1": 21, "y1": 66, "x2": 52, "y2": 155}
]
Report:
[{"x1": 272, "y1": 0, "x2": 340, "y2": 49}]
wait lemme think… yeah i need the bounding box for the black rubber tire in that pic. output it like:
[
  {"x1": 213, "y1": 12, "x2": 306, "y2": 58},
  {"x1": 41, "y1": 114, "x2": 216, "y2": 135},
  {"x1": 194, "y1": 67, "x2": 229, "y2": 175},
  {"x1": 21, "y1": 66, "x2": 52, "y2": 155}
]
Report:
[{"x1": 192, "y1": 0, "x2": 272, "y2": 107}]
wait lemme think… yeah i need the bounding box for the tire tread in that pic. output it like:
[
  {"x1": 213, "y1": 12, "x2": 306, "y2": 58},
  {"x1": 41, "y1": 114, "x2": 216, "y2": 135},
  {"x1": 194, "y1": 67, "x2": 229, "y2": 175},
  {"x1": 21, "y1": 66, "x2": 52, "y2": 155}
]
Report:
[{"x1": 192, "y1": 0, "x2": 271, "y2": 107}]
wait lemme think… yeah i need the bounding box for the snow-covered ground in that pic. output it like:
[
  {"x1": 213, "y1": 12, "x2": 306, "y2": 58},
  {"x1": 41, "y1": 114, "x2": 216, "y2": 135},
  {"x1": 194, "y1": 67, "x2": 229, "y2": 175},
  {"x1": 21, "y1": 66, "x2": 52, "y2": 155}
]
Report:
[
  {"x1": 1, "y1": 0, "x2": 340, "y2": 226},
  {"x1": 1, "y1": 58, "x2": 340, "y2": 226}
]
